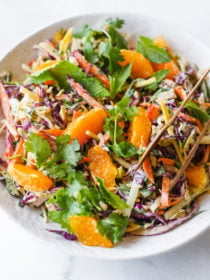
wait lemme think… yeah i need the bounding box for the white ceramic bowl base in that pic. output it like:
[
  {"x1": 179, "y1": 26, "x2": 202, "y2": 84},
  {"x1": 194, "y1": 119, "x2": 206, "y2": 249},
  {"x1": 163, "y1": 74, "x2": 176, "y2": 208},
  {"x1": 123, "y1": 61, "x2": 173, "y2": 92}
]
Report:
[{"x1": 0, "y1": 13, "x2": 210, "y2": 260}]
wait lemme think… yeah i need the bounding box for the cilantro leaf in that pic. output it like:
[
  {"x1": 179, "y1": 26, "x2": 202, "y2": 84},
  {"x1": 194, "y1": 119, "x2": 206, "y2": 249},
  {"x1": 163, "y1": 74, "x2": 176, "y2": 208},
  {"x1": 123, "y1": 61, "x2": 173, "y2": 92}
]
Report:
[
  {"x1": 104, "y1": 97, "x2": 137, "y2": 144},
  {"x1": 185, "y1": 101, "x2": 210, "y2": 123},
  {"x1": 136, "y1": 36, "x2": 171, "y2": 63},
  {"x1": 146, "y1": 69, "x2": 169, "y2": 91},
  {"x1": 46, "y1": 135, "x2": 81, "y2": 167},
  {"x1": 83, "y1": 30, "x2": 100, "y2": 64},
  {"x1": 73, "y1": 24, "x2": 91, "y2": 38},
  {"x1": 97, "y1": 213, "x2": 128, "y2": 244},
  {"x1": 56, "y1": 138, "x2": 81, "y2": 166},
  {"x1": 67, "y1": 171, "x2": 88, "y2": 197},
  {"x1": 78, "y1": 188, "x2": 102, "y2": 211},
  {"x1": 110, "y1": 141, "x2": 137, "y2": 159},
  {"x1": 30, "y1": 60, "x2": 110, "y2": 98},
  {"x1": 114, "y1": 97, "x2": 137, "y2": 121},
  {"x1": 25, "y1": 133, "x2": 52, "y2": 168},
  {"x1": 108, "y1": 46, "x2": 124, "y2": 74},
  {"x1": 46, "y1": 163, "x2": 73, "y2": 181},
  {"x1": 110, "y1": 64, "x2": 132, "y2": 99},
  {"x1": 1, "y1": 171, "x2": 19, "y2": 196},
  {"x1": 96, "y1": 178, "x2": 128, "y2": 209},
  {"x1": 106, "y1": 18, "x2": 125, "y2": 29},
  {"x1": 97, "y1": 38, "x2": 124, "y2": 74},
  {"x1": 106, "y1": 18, "x2": 128, "y2": 49},
  {"x1": 103, "y1": 117, "x2": 123, "y2": 143},
  {"x1": 48, "y1": 188, "x2": 90, "y2": 231}
]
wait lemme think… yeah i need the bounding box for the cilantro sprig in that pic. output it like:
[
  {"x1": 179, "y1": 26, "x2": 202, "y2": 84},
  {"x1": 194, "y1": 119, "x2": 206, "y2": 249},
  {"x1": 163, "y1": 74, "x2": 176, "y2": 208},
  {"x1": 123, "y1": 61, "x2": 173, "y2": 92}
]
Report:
[
  {"x1": 25, "y1": 133, "x2": 52, "y2": 168},
  {"x1": 106, "y1": 18, "x2": 128, "y2": 49},
  {"x1": 47, "y1": 177, "x2": 128, "y2": 243},
  {"x1": 97, "y1": 213, "x2": 128, "y2": 244},
  {"x1": 25, "y1": 133, "x2": 81, "y2": 180},
  {"x1": 104, "y1": 97, "x2": 137, "y2": 158}
]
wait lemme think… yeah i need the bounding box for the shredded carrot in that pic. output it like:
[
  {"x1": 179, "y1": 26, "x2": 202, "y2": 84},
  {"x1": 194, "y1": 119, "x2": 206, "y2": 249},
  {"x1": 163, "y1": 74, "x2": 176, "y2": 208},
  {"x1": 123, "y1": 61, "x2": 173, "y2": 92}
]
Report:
[
  {"x1": 204, "y1": 102, "x2": 210, "y2": 107},
  {"x1": 42, "y1": 129, "x2": 64, "y2": 137},
  {"x1": 174, "y1": 86, "x2": 185, "y2": 100},
  {"x1": 73, "y1": 50, "x2": 110, "y2": 89},
  {"x1": 12, "y1": 138, "x2": 24, "y2": 163},
  {"x1": 143, "y1": 157, "x2": 155, "y2": 184},
  {"x1": 68, "y1": 78, "x2": 104, "y2": 109},
  {"x1": 159, "y1": 197, "x2": 182, "y2": 209},
  {"x1": 158, "y1": 158, "x2": 175, "y2": 165},
  {"x1": 55, "y1": 94, "x2": 69, "y2": 101},
  {"x1": 36, "y1": 131, "x2": 56, "y2": 149},
  {"x1": 141, "y1": 137, "x2": 155, "y2": 184},
  {"x1": 195, "y1": 119, "x2": 203, "y2": 131},
  {"x1": 161, "y1": 176, "x2": 170, "y2": 208},
  {"x1": 157, "y1": 209, "x2": 164, "y2": 215},
  {"x1": 28, "y1": 157, "x2": 36, "y2": 169},
  {"x1": 193, "y1": 99, "x2": 199, "y2": 105},
  {"x1": 35, "y1": 88, "x2": 41, "y2": 102},
  {"x1": 178, "y1": 112, "x2": 203, "y2": 131},
  {"x1": 5, "y1": 129, "x2": 14, "y2": 165},
  {"x1": 147, "y1": 104, "x2": 160, "y2": 122},
  {"x1": 43, "y1": 80, "x2": 56, "y2": 86},
  {"x1": 203, "y1": 145, "x2": 209, "y2": 163},
  {"x1": 28, "y1": 59, "x2": 35, "y2": 67},
  {"x1": 118, "y1": 121, "x2": 125, "y2": 130},
  {"x1": 79, "y1": 157, "x2": 89, "y2": 164},
  {"x1": 0, "y1": 83, "x2": 19, "y2": 140}
]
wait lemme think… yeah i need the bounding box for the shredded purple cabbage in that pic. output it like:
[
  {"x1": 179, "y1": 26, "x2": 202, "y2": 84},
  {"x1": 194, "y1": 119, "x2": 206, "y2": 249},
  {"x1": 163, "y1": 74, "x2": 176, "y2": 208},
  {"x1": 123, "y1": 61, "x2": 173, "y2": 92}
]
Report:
[
  {"x1": 134, "y1": 169, "x2": 146, "y2": 185},
  {"x1": 185, "y1": 64, "x2": 196, "y2": 76},
  {"x1": 175, "y1": 72, "x2": 187, "y2": 85},
  {"x1": 20, "y1": 192, "x2": 36, "y2": 207},
  {"x1": 129, "y1": 203, "x2": 198, "y2": 236},
  {"x1": 52, "y1": 103, "x2": 65, "y2": 128},
  {"x1": 131, "y1": 210, "x2": 167, "y2": 225},
  {"x1": 166, "y1": 99, "x2": 178, "y2": 109},
  {"x1": 4, "y1": 85, "x2": 20, "y2": 98},
  {"x1": 46, "y1": 229, "x2": 77, "y2": 241}
]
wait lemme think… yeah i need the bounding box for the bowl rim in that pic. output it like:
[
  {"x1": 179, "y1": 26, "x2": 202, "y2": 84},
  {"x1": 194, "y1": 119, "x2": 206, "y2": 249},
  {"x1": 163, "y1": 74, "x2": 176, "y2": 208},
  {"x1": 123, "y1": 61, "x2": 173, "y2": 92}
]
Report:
[{"x1": 0, "y1": 12, "x2": 210, "y2": 260}]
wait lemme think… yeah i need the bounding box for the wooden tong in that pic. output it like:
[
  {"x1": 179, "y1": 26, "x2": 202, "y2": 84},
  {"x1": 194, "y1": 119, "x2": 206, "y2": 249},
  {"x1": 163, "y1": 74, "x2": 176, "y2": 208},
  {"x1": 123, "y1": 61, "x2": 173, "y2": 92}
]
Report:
[{"x1": 135, "y1": 68, "x2": 210, "y2": 189}]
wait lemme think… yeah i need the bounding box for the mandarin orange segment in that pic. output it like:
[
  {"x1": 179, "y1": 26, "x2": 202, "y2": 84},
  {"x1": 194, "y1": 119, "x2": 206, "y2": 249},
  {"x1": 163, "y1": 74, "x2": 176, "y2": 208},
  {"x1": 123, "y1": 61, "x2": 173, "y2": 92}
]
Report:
[
  {"x1": 128, "y1": 107, "x2": 151, "y2": 148},
  {"x1": 119, "y1": 49, "x2": 154, "y2": 79},
  {"x1": 88, "y1": 145, "x2": 117, "y2": 190},
  {"x1": 64, "y1": 108, "x2": 107, "y2": 145},
  {"x1": 53, "y1": 29, "x2": 66, "y2": 47},
  {"x1": 153, "y1": 35, "x2": 175, "y2": 59},
  {"x1": 69, "y1": 215, "x2": 112, "y2": 248},
  {"x1": 152, "y1": 36, "x2": 179, "y2": 80},
  {"x1": 152, "y1": 60, "x2": 180, "y2": 80},
  {"x1": 33, "y1": 60, "x2": 59, "y2": 72},
  {"x1": 7, "y1": 163, "x2": 53, "y2": 192},
  {"x1": 186, "y1": 165, "x2": 208, "y2": 188}
]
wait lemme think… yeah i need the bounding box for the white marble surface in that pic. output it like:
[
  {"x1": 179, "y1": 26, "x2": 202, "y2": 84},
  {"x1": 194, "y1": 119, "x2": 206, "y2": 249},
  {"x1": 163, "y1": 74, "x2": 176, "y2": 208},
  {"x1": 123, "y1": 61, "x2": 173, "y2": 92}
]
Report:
[{"x1": 0, "y1": 0, "x2": 210, "y2": 279}]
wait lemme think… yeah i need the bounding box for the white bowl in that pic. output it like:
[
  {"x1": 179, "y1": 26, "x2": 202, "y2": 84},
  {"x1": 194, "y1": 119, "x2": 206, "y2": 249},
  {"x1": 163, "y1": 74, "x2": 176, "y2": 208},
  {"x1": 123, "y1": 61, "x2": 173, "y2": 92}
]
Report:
[{"x1": 0, "y1": 13, "x2": 209, "y2": 260}]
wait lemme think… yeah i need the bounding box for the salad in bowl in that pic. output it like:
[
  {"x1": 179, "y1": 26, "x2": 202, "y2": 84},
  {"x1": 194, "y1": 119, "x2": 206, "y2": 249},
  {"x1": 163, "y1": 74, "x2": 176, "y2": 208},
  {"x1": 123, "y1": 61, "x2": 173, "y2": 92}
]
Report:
[{"x1": 0, "y1": 17, "x2": 209, "y2": 248}]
